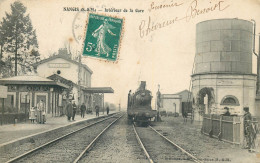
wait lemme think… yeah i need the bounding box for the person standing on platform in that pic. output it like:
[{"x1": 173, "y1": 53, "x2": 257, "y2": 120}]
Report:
[
  {"x1": 66, "y1": 100, "x2": 73, "y2": 121},
  {"x1": 72, "y1": 101, "x2": 77, "y2": 121},
  {"x1": 80, "y1": 103, "x2": 86, "y2": 118},
  {"x1": 37, "y1": 100, "x2": 46, "y2": 124},
  {"x1": 95, "y1": 105, "x2": 100, "y2": 117},
  {"x1": 243, "y1": 107, "x2": 253, "y2": 150},
  {"x1": 106, "y1": 106, "x2": 110, "y2": 115},
  {"x1": 29, "y1": 106, "x2": 36, "y2": 123}
]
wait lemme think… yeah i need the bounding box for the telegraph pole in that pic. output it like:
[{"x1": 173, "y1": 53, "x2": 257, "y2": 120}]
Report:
[{"x1": 156, "y1": 84, "x2": 162, "y2": 121}]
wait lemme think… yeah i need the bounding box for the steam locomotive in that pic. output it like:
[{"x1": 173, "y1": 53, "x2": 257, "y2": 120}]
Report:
[{"x1": 127, "y1": 81, "x2": 157, "y2": 125}]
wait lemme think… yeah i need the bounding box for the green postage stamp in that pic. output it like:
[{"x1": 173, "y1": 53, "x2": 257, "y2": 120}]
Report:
[{"x1": 83, "y1": 13, "x2": 124, "y2": 61}]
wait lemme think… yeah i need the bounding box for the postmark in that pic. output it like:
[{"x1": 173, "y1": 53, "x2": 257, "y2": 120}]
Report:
[
  {"x1": 82, "y1": 13, "x2": 124, "y2": 61},
  {"x1": 72, "y1": 11, "x2": 88, "y2": 44}
]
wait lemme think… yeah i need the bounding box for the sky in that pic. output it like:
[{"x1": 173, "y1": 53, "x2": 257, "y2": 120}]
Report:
[{"x1": 0, "y1": 0, "x2": 260, "y2": 109}]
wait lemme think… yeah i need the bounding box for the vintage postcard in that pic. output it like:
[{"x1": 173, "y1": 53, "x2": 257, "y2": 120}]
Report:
[{"x1": 0, "y1": 0, "x2": 259, "y2": 162}]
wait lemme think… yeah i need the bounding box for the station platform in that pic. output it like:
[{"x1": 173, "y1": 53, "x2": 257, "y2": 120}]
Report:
[{"x1": 0, "y1": 111, "x2": 117, "y2": 145}]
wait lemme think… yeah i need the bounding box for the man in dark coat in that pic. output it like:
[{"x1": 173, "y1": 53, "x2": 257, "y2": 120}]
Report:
[
  {"x1": 80, "y1": 103, "x2": 86, "y2": 118},
  {"x1": 95, "y1": 105, "x2": 99, "y2": 117},
  {"x1": 66, "y1": 100, "x2": 73, "y2": 121},
  {"x1": 72, "y1": 101, "x2": 77, "y2": 121},
  {"x1": 243, "y1": 107, "x2": 253, "y2": 150},
  {"x1": 106, "y1": 106, "x2": 110, "y2": 115}
]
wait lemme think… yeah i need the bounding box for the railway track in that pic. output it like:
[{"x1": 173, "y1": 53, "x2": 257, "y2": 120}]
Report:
[
  {"x1": 78, "y1": 114, "x2": 147, "y2": 163},
  {"x1": 133, "y1": 124, "x2": 203, "y2": 163},
  {"x1": 6, "y1": 113, "x2": 123, "y2": 163}
]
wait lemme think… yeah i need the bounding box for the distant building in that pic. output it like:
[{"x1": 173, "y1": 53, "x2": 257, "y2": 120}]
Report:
[
  {"x1": 160, "y1": 90, "x2": 192, "y2": 116},
  {"x1": 160, "y1": 94, "x2": 181, "y2": 115},
  {"x1": 176, "y1": 89, "x2": 193, "y2": 102}
]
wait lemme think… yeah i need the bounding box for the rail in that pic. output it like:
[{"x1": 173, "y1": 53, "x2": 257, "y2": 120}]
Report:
[
  {"x1": 73, "y1": 114, "x2": 124, "y2": 163},
  {"x1": 132, "y1": 124, "x2": 154, "y2": 163},
  {"x1": 149, "y1": 125, "x2": 203, "y2": 163},
  {"x1": 6, "y1": 113, "x2": 122, "y2": 163}
]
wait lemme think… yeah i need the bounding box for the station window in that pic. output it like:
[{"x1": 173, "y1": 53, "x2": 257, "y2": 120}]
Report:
[
  {"x1": 6, "y1": 95, "x2": 14, "y2": 107},
  {"x1": 220, "y1": 95, "x2": 239, "y2": 106},
  {"x1": 20, "y1": 92, "x2": 30, "y2": 103}
]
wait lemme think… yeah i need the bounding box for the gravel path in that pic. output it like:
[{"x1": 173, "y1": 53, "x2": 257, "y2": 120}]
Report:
[
  {"x1": 152, "y1": 116, "x2": 258, "y2": 163},
  {"x1": 79, "y1": 115, "x2": 147, "y2": 163}
]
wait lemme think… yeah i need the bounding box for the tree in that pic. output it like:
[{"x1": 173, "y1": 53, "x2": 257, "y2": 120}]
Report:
[
  {"x1": 0, "y1": 21, "x2": 13, "y2": 77},
  {"x1": 0, "y1": 1, "x2": 39, "y2": 76}
]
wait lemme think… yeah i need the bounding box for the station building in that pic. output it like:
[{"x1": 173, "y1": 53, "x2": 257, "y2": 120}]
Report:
[
  {"x1": 191, "y1": 19, "x2": 257, "y2": 120},
  {"x1": 33, "y1": 49, "x2": 113, "y2": 114},
  {"x1": 0, "y1": 48, "x2": 113, "y2": 117},
  {"x1": 0, "y1": 75, "x2": 68, "y2": 115},
  {"x1": 34, "y1": 48, "x2": 93, "y2": 106}
]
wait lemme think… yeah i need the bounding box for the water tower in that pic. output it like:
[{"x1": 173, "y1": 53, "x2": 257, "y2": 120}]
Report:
[{"x1": 191, "y1": 19, "x2": 256, "y2": 117}]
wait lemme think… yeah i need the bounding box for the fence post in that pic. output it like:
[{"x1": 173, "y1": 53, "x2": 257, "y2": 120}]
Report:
[
  {"x1": 219, "y1": 115, "x2": 223, "y2": 140},
  {"x1": 201, "y1": 114, "x2": 205, "y2": 134},
  {"x1": 240, "y1": 116, "x2": 244, "y2": 147},
  {"x1": 209, "y1": 114, "x2": 213, "y2": 137}
]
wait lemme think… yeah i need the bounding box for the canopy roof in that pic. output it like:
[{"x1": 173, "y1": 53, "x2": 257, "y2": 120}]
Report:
[
  {"x1": 0, "y1": 75, "x2": 69, "y2": 88},
  {"x1": 82, "y1": 87, "x2": 114, "y2": 93}
]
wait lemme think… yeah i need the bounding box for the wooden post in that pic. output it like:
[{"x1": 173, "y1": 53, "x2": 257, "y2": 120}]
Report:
[
  {"x1": 240, "y1": 116, "x2": 244, "y2": 147},
  {"x1": 209, "y1": 114, "x2": 213, "y2": 137},
  {"x1": 219, "y1": 115, "x2": 223, "y2": 140},
  {"x1": 102, "y1": 93, "x2": 104, "y2": 115},
  {"x1": 25, "y1": 95, "x2": 27, "y2": 122},
  {"x1": 52, "y1": 92, "x2": 54, "y2": 117},
  {"x1": 1, "y1": 98, "x2": 4, "y2": 125},
  {"x1": 55, "y1": 92, "x2": 57, "y2": 117}
]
